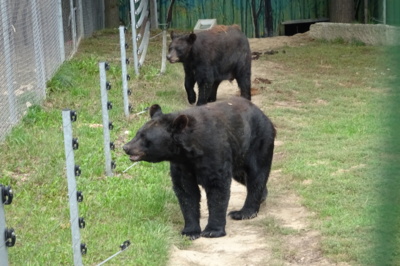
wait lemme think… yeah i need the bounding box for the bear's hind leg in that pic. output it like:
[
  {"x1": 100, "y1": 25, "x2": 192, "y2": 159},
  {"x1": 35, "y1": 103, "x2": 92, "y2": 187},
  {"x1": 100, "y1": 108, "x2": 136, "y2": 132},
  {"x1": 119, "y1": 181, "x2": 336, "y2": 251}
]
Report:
[
  {"x1": 207, "y1": 81, "x2": 221, "y2": 102},
  {"x1": 229, "y1": 148, "x2": 273, "y2": 220},
  {"x1": 235, "y1": 67, "x2": 251, "y2": 101}
]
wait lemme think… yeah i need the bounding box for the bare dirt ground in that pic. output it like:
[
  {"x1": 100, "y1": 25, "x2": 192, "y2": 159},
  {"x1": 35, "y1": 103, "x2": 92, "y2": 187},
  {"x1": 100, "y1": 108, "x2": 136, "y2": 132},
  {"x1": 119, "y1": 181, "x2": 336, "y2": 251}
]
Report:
[{"x1": 167, "y1": 33, "x2": 347, "y2": 266}]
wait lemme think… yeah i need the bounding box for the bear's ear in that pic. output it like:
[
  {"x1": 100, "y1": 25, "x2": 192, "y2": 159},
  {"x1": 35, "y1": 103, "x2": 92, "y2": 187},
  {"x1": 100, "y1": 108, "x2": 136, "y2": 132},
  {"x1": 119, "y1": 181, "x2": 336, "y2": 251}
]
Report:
[
  {"x1": 187, "y1": 33, "x2": 197, "y2": 44},
  {"x1": 149, "y1": 104, "x2": 163, "y2": 118},
  {"x1": 172, "y1": 115, "x2": 191, "y2": 133}
]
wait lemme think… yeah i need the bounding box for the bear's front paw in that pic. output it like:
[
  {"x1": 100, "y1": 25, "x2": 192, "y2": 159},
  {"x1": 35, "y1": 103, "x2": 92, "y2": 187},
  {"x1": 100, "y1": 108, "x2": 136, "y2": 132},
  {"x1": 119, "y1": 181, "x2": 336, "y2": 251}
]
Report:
[
  {"x1": 228, "y1": 210, "x2": 258, "y2": 220},
  {"x1": 181, "y1": 227, "x2": 201, "y2": 240},
  {"x1": 201, "y1": 228, "x2": 226, "y2": 238},
  {"x1": 182, "y1": 232, "x2": 200, "y2": 240},
  {"x1": 207, "y1": 96, "x2": 216, "y2": 103}
]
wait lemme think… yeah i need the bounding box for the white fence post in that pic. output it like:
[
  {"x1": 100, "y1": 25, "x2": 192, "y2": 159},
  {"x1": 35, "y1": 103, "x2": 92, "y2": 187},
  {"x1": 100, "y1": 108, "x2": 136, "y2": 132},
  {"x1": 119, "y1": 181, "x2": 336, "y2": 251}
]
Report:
[
  {"x1": 119, "y1": 26, "x2": 132, "y2": 117},
  {"x1": 57, "y1": 0, "x2": 66, "y2": 62},
  {"x1": 130, "y1": 0, "x2": 151, "y2": 75},
  {"x1": 31, "y1": 0, "x2": 47, "y2": 99},
  {"x1": 0, "y1": 185, "x2": 15, "y2": 266},
  {"x1": 99, "y1": 62, "x2": 114, "y2": 177},
  {"x1": 69, "y1": 0, "x2": 77, "y2": 53},
  {"x1": 160, "y1": 26, "x2": 167, "y2": 74},
  {"x1": 76, "y1": 0, "x2": 84, "y2": 42},
  {"x1": 0, "y1": 0, "x2": 17, "y2": 126},
  {"x1": 62, "y1": 110, "x2": 84, "y2": 266},
  {"x1": 130, "y1": 0, "x2": 140, "y2": 76}
]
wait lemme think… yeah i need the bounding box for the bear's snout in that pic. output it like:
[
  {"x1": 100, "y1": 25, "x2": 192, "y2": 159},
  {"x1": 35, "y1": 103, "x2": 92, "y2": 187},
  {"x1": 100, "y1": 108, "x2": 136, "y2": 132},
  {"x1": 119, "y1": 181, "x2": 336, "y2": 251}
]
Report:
[
  {"x1": 123, "y1": 142, "x2": 145, "y2": 162},
  {"x1": 166, "y1": 53, "x2": 179, "y2": 63},
  {"x1": 122, "y1": 143, "x2": 129, "y2": 153},
  {"x1": 123, "y1": 143, "x2": 134, "y2": 155}
]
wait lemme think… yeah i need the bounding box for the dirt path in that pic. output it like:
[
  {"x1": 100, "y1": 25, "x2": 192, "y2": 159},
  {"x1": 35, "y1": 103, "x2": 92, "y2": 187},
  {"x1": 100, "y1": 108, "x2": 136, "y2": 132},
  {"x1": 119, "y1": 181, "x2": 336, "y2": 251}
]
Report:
[{"x1": 167, "y1": 33, "x2": 346, "y2": 266}]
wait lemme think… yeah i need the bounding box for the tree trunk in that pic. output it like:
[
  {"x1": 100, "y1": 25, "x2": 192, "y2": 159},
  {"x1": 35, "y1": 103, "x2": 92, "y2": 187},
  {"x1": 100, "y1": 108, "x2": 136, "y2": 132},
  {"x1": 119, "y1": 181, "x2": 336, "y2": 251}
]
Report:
[
  {"x1": 105, "y1": 0, "x2": 120, "y2": 28},
  {"x1": 264, "y1": 0, "x2": 273, "y2": 37},
  {"x1": 329, "y1": 0, "x2": 355, "y2": 23},
  {"x1": 251, "y1": 0, "x2": 260, "y2": 38},
  {"x1": 166, "y1": 0, "x2": 176, "y2": 26},
  {"x1": 149, "y1": 0, "x2": 158, "y2": 29}
]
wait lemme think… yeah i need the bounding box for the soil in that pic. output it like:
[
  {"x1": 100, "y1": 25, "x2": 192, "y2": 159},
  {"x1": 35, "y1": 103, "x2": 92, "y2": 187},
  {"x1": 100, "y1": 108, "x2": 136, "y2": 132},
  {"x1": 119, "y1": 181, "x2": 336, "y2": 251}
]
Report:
[{"x1": 167, "y1": 33, "x2": 347, "y2": 266}]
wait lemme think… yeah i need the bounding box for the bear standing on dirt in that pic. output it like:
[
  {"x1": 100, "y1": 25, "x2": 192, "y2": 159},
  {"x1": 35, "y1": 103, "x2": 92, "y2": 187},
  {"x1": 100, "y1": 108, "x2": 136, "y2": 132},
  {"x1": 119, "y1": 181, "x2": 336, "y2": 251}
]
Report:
[
  {"x1": 167, "y1": 25, "x2": 252, "y2": 106},
  {"x1": 123, "y1": 97, "x2": 275, "y2": 239}
]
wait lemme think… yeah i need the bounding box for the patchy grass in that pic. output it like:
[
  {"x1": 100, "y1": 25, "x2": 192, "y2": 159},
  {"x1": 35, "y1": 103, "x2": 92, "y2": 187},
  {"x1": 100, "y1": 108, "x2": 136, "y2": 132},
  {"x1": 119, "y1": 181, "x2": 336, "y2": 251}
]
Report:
[
  {"x1": 1, "y1": 29, "x2": 187, "y2": 265},
  {"x1": 1, "y1": 28, "x2": 397, "y2": 265},
  {"x1": 255, "y1": 42, "x2": 395, "y2": 264}
]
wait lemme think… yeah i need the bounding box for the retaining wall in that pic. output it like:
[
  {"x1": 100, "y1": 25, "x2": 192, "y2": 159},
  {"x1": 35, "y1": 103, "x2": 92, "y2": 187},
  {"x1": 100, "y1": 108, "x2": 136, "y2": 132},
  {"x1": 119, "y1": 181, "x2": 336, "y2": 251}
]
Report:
[{"x1": 309, "y1": 22, "x2": 400, "y2": 46}]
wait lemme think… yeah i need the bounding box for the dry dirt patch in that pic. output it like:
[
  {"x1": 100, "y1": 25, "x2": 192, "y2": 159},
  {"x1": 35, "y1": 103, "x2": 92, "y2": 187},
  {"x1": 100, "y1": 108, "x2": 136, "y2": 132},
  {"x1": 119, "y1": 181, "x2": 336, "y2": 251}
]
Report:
[{"x1": 167, "y1": 33, "x2": 345, "y2": 266}]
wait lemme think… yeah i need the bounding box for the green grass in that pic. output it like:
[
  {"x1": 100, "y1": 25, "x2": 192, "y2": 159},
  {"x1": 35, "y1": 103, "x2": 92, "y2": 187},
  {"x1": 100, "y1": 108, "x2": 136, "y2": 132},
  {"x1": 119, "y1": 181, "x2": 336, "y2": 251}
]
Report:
[
  {"x1": 0, "y1": 28, "x2": 397, "y2": 265},
  {"x1": 1, "y1": 29, "x2": 186, "y2": 265},
  {"x1": 259, "y1": 42, "x2": 397, "y2": 264},
  {"x1": 373, "y1": 46, "x2": 400, "y2": 265}
]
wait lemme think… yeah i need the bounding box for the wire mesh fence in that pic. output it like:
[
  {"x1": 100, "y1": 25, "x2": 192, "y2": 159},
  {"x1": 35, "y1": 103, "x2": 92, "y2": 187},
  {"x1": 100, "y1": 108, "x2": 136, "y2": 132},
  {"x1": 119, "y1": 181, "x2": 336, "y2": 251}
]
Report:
[{"x1": 0, "y1": 0, "x2": 106, "y2": 142}]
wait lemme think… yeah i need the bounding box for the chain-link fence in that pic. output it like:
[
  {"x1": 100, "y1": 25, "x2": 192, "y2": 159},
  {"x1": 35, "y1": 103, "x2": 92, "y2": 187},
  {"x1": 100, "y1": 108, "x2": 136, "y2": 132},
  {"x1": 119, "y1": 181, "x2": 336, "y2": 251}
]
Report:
[{"x1": 0, "y1": 0, "x2": 106, "y2": 142}]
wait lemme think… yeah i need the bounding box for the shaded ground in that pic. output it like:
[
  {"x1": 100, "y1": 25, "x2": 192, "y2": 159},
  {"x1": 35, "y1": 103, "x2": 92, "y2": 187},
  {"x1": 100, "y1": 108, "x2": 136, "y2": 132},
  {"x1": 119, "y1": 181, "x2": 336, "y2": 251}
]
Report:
[{"x1": 167, "y1": 33, "x2": 349, "y2": 266}]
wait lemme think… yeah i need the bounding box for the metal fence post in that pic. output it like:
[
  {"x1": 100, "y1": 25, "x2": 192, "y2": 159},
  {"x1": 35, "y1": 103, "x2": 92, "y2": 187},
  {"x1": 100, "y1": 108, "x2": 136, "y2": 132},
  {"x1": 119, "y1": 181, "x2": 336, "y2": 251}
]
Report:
[
  {"x1": 0, "y1": 185, "x2": 15, "y2": 266},
  {"x1": 76, "y1": 0, "x2": 84, "y2": 42},
  {"x1": 62, "y1": 110, "x2": 84, "y2": 266},
  {"x1": 31, "y1": 0, "x2": 47, "y2": 99},
  {"x1": 0, "y1": 188, "x2": 9, "y2": 266},
  {"x1": 160, "y1": 25, "x2": 167, "y2": 74},
  {"x1": 69, "y1": 0, "x2": 77, "y2": 54},
  {"x1": 57, "y1": 0, "x2": 66, "y2": 62},
  {"x1": 130, "y1": 0, "x2": 139, "y2": 76},
  {"x1": 0, "y1": 0, "x2": 17, "y2": 126},
  {"x1": 149, "y1": 0, "x2": 158, "y2": 29},
  {"x1": 99, "y1": 62, "x2": 114, "y2": 177},
  {"x1": 119, "y1": 26, "x2": 131, "y2": 117},
  {"x1": 138, "y1": 22, "x2": 150, "y2": 67}
]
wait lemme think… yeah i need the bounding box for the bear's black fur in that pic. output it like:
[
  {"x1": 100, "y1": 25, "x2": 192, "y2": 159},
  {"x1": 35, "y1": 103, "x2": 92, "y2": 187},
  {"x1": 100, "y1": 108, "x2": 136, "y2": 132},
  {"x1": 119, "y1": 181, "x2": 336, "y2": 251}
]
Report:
[
  {"x1": 167, "y1": 25, "x2": 252, "y2": 106},
  {"x1": 123, "y1": 97, "x2": 275, "y2": 239}
]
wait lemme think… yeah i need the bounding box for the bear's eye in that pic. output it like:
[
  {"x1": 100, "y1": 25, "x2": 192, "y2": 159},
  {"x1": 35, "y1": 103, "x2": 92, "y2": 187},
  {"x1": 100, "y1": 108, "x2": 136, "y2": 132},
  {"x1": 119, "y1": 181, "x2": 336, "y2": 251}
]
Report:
[
  {"x1": 145, "y1": 140, "x2": 152, "y2": 148},
  {"x1": 142, "y1": 137, "x2": 151, "y2": 148}
]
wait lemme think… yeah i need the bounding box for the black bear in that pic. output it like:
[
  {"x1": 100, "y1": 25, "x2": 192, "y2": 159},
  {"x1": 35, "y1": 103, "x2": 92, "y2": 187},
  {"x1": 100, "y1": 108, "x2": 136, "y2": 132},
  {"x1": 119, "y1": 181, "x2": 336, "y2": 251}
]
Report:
[
  {"x1": 123, "y1": 97, "x2": 275, "y2": 240},
  {"x1": 167, "y1": 25, "x2": 252, "y2": 106}
]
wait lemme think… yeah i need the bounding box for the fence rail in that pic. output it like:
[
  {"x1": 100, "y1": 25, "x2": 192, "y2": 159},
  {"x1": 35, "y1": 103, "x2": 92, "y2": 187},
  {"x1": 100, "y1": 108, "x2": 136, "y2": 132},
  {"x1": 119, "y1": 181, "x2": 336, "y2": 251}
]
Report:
[{"x1": 0, "y1": 0, "x2": 106, "y2": 142}]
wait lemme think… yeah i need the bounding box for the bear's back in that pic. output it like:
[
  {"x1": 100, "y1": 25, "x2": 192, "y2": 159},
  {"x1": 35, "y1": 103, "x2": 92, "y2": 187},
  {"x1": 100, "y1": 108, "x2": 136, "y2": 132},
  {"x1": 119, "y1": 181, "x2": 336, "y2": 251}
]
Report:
[
  {"x1": 193, "y1": 25, "x2": 250, "y2": 54},
  {"x1": 178, "y1": 97, "x2": 272, "y2": 144}
]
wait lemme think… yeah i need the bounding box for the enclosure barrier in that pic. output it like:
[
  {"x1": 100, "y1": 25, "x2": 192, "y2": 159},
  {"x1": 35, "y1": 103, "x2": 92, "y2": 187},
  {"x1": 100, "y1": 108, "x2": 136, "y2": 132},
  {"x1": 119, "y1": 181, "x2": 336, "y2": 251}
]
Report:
[
  {"x1": 0, "y1": 184, "x2": 15, "y2": 266},
  {"x1": 130, "y1": 0, "x2": 151, "y2": 76},
  {"x1": 119, "y1": 26, "x2": 133, "y2": 117},
  {"x1": 99, "y1": 62, "x2": 116, "y2": 177},
  {"x1": 96, "y1": 240, "x2": 131, "y2": 266},
  {"x1": 160, "y1": 23, "x2": 168, "y2": 74},
  {"x1": 62, "y1": 110, "x2": 87, "y2": 265},
  {"x1": 0, "y1": 0, "x2": 106, "y2": 142}
]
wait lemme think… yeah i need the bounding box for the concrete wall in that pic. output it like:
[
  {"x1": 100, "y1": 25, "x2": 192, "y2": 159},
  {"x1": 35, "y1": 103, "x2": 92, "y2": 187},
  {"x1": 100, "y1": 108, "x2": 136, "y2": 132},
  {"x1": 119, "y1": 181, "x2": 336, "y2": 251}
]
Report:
[{"x1": 309, "y1": 22, "x2": 400, "y2": 46}]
